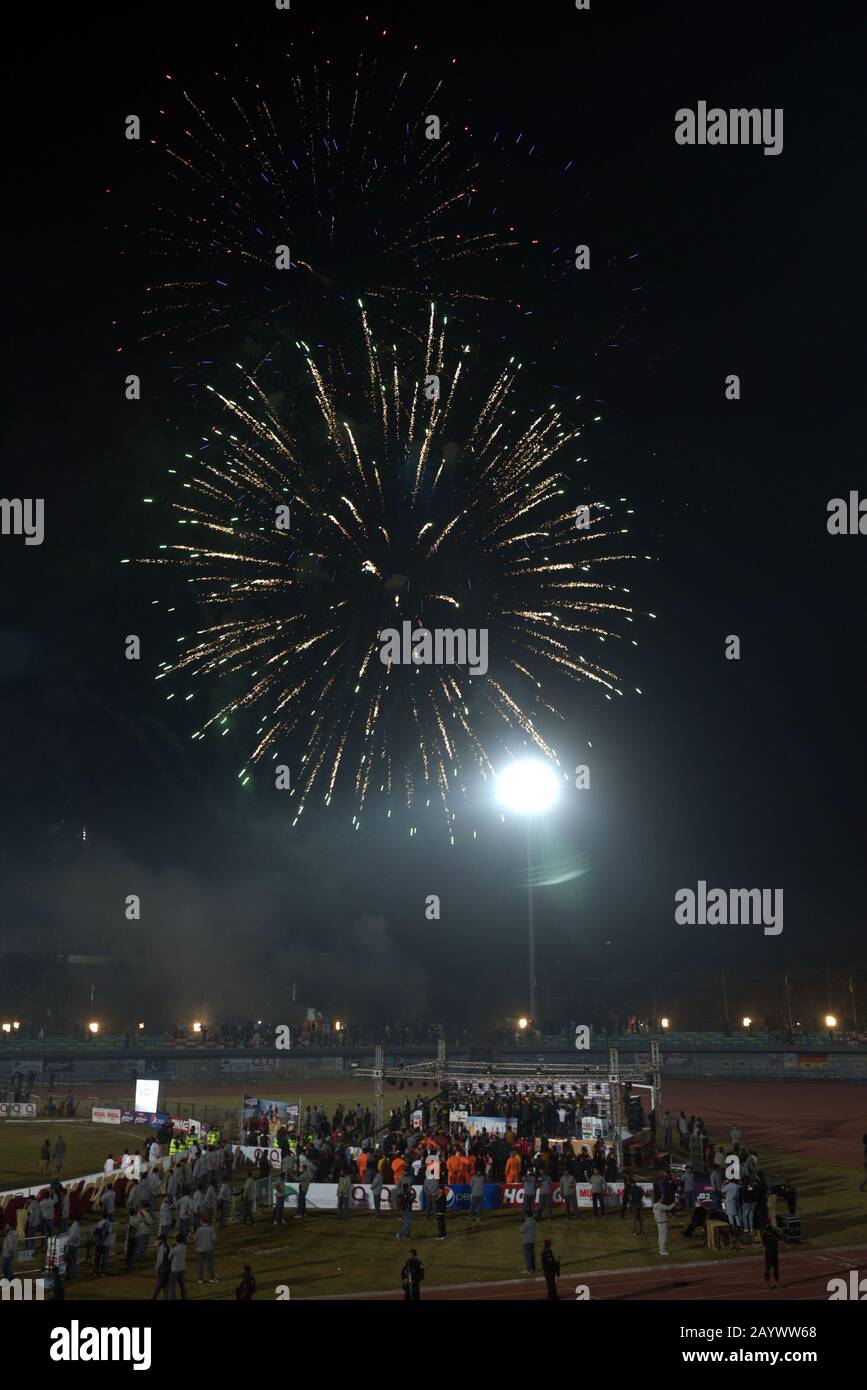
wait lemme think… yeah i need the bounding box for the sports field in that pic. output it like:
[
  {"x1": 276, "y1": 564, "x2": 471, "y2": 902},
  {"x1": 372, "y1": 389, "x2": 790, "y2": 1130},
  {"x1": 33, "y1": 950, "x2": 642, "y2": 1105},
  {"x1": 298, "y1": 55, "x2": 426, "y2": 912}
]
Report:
[{"x1": 2, "y1": 1078, "x2": 865, "y2": 1300}]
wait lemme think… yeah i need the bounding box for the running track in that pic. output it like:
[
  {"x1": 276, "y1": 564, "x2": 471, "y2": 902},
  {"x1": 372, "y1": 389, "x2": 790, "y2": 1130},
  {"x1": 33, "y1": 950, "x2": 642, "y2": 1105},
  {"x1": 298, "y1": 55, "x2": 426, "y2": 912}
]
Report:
[{"x1": 315, "y1": 1243, "x2": 867, "y2": 1300}]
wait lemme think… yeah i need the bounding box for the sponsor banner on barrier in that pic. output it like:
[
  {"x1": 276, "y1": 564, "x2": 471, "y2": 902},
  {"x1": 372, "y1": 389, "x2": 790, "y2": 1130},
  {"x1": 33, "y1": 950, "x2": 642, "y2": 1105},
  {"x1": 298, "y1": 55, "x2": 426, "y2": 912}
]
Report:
[
  {"x1": 92, "y1": 1107, "x2": 122, "y2": 1125},
  {"x1": 0, "y1": 1102, "x2": 38, "y2": 1119},
  {"x1": 269, "y1": 1180, "x2": 655, "y2": 1212},
  {"x1": 236, "y1": 1145, "x2": 282, "y2": 1169},
  {"x1": 220, "y1": 1058, "x2": 278, "y2": 1074},
  {"x1": 119, "y1": 1109, "x2": 172, "y2": 1128},
  {"x1": 798, "y1": 1054, "x2": 828, "y2": 1071},
  {"x1": 500, "y1": 1181, "x2": 653, "y2": 1208}
]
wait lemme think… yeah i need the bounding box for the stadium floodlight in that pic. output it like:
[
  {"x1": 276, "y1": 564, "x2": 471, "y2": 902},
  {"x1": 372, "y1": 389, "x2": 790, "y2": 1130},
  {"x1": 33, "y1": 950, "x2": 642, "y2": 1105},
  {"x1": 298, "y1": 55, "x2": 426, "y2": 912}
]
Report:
[
  {"x1": 334, "y1": 1019, "x2": 343, "y2": 1032},
  {"x1": 742, "y1": 1015, "x2": 752, "y2": 1028},
  {"x1": 12, "y1": 1021, "x2": 20, "y2": 1030},
  {"x1": 138, "y1": 1022, "x2": 145, "y2": 1030},
  {"x1": 88, "y1": 1021, "x2": 99, "y2": 1034},
  {"x1": 517, "y1": 1016, "x2": 529, "y2": 1030},
  {"x1": 825, "y1": 1013, "x2": 837, "y2": 1029},
  {"x1": 495, "y1": 757, "x2": 560, "y2": 816},
  {"x1": 1, "y1": 1024, "x2": 10, "y2": 1034},
  {"x1": 660, "y1": 1016, "x2": 670, "y2": 1029},
  {"x1": 192, "y1": 1021, "x2": 202, "y2": 1034}
]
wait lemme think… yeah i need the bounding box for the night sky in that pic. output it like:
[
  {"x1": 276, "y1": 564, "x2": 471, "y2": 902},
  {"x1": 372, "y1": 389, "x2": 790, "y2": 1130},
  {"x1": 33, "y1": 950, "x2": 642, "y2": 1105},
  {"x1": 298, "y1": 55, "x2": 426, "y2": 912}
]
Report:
[{"x1": 2, "y1": 0, "x2": 864, "y2": 1031}]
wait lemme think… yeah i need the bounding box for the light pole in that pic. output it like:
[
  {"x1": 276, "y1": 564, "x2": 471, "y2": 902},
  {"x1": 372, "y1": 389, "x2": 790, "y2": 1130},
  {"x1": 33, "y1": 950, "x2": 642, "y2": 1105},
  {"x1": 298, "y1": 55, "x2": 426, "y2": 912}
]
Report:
[{"x1": 496, "y1": 757, "x2": 560, "y2": 1028}]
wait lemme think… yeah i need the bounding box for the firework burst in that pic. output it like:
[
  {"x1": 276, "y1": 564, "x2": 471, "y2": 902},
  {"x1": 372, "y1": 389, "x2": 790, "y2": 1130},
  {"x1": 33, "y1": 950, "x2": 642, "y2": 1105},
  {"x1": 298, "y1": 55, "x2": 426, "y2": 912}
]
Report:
[
  {"x1": 139, "y1": 304, "x2": 646, "y2": 835},
  {"x1": 139, "y1": 48, "x2": 533, "y2": 357}
]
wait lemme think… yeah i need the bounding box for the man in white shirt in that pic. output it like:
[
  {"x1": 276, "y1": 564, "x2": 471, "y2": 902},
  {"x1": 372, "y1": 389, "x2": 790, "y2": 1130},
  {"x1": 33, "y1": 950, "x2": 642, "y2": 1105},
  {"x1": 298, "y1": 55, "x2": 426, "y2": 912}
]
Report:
[
  {"x1": 149, "y1": 1140, "x2": 161, "y2": 1164},
  {"x1": 104, "y1": 1154, "x2": 115, "y2": 1175},
  {"x1": 653, "y1": 1198, "x2": 676, "y2": 1255}
]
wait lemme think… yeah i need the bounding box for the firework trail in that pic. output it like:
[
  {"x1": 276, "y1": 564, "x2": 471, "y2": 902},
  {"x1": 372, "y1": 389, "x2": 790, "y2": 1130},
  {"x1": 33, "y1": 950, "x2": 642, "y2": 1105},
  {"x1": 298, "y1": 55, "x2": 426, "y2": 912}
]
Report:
[{"x1": 137, "y1": 303, "x2": 648, "y2": 836}]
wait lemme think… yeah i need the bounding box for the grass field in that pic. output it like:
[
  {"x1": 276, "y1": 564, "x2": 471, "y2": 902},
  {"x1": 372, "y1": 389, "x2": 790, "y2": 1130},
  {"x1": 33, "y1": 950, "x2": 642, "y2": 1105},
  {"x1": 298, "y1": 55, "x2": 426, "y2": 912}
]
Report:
[
  {"x1": 5, "y1": 1080, "x2": 867, "y2": 1299},
  {"x1": 0, "y1": 1121, "x2": 153, "y2": 1191}
]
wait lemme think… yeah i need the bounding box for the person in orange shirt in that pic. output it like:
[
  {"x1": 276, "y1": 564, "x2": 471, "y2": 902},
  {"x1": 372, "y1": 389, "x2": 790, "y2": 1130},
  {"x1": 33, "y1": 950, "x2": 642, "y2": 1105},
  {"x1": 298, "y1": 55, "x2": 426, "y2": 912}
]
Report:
[
  {"x1": 446, "y1": 1151, "x2": 462, "y2": 1185},
  {"x1": 392, "y1": 1154, "x2": 408, "y2": 1185},
  {"x1": 358, "y1": 1151, "x2": 371, "y2": 1182},
  {"x1": 460, "y1": 1153, "x2": 475, "y2": 1186},
  {"x1": 505, "y1": 1152, "x2": 521, "y2": 1185}
]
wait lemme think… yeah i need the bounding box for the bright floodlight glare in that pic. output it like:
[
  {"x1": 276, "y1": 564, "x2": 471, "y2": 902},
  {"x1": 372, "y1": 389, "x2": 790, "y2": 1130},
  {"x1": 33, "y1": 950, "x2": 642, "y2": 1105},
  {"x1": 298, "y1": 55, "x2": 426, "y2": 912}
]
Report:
[
  {"x1": 518, "y1": 1016, "x2": 529, "y2": 1030},
  {"x1": 496, "y1": 758, "x2": 560, "y2": 816},
  {"x1": 660, "y1": 1016, "x2": 670, "y2": 1029},
  {"x1": 742, "y1": 1015, "x2": 752, "y2": 1028},
  {"x1": 825, "y1": 1013, "x2": 837, "y2": 1028}
]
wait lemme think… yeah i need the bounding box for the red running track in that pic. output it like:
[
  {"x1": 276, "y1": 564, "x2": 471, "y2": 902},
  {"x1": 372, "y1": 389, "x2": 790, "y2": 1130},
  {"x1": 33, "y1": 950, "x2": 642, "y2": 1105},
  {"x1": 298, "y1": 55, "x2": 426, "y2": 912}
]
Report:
[
  {"x1": 660, "y1": 1079, "x2": 867, "y2": 1168},
  {"x1": 324, "y1": 1244, "x2": 867, "y2": 1301}
]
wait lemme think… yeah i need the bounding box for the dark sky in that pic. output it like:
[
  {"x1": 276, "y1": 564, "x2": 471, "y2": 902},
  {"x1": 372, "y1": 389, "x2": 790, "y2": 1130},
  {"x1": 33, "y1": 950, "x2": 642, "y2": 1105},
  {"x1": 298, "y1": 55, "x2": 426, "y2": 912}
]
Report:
[{"x1": 2, "y1": 0, "x2": 864, "y2": 1031}]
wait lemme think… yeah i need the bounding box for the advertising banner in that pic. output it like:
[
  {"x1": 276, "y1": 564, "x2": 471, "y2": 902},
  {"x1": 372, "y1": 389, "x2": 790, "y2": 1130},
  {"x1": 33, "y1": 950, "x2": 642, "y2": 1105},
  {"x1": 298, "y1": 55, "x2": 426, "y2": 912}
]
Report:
[
  {"x1": 235, "y1": 1144, "x2": 282, "y2": 1169},
  {"x1": 268, "y1": 1180, "x2": 655, "y2": 1213},
  {"x1": 91, "y1": 1107, "x2": 122, "y2": 1125},
  {"x1": 119, "y1": 1109, "x2": 171, "y2": 1128},
  {"x1": 0, "y1": 1102, "x2": 38, "y2": 1119},
  {"x1": 220, "y1": 1058, "x2": 277, "y2": 1074},
  {"x1": 465, "y1": 1115, "x2": 510, "y2": 1135},
  {"x1": 241, "y1": 1096, "x2": 300, "y2": 1141}
]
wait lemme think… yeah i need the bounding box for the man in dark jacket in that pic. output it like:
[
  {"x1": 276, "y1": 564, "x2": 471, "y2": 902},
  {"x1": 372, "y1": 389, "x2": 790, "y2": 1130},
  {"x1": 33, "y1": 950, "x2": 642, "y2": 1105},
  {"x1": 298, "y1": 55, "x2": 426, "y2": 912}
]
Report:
[
  {"x1": 541, "y1": 1238, "x2": 560, "y2": 1299},
  {"x1": 434, "y1": 1184, "x2": 448, "y2": 1240},
  {"x1": 401, "y1": 1248, "x2": 425, "y2": 1300}
]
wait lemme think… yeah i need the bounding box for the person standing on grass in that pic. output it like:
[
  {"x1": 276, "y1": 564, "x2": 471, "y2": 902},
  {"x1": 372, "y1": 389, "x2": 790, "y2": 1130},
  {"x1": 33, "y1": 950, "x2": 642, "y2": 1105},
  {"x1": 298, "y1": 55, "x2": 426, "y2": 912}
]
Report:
[
  {"x1": 761, "y1": 1220, "x2": 781, "y2": 1288},
  {"x1": 560, "y1": 1168, "x2": 577, "y2": 1220},
  {"x1": 537, "y1": 1171, "x2": 553, "y2": 1222},
  {"x1": 370, "y1": 1168, "x2": 384, "y2": 1217},
  {"x1": 401, "y1": 1248, "x2": 425, "y2": 1301},
  {"x1": 1, "y1": 1223, "x2": 18, "y2": 1280},
  {"x1": 40, "y1": 1139, "x2": 51, "y2": 1176},
  {"x1": 469, "y1": 1169, "x2": 485, "y2": 1222},
  {"x1": 169, "y1": 1234, "x2": 188, "y2": 1300},
  {"x1": 337, "y1": 1171, "x2": 351, "y2": 1219},
  {"x1": 92, "y1": 1216, "x2": 111, "y2": 1276},
  {"x1": 434, "y1": 1183, "x2": 448, "y2": 1241},
  {"x1": 628, "y1": 1180, "x2": 645, "y2": 1235},
  {"x1": 521, "y1": 1211, "x2": 538, "y2": 1273},
  {"x1": 541, "y1": 1238, "x2": 560, "y2": 1300},
  {"x1": 52, "y1": 1135, "x2": 66, "y2": 1178},
  {"x1": 194, "y1": 1216, "x2": 217, "y2": 1283},
  {"x1": 683, "y1": 1167, "x2": 695, "y2": 1218},
  {"x1": 296, "y1": 1166, "x2": 310, "y2": 1219},
  {"x1": 523, "y1": 1168, "x2": 537, "y2": 1218},
  {"x1": 150, "y1": 1235, "x2": 171, "y2": 1300},
  {"x1": 652, "y1": 1197, "x2": 675, "y2": 1256},
  {"x1": 235, "y1": 1264, "x2": 256, "y2": 1300},
  {"x1": 242, "y1": 1173, "x2": 256, "y2": 1225},
  {"x1": 730, "y1": 1124, "x2": 742, "y2": 1156},
  {"x1": 218, "y1": 1178, "x2": 232, "y2": 1228},
  {"x1": 590, "y1": 1170, "x2": 606, "y2": 1218},
  {"x1": 396, "y1": 1184, "x2": 414, "y2": 1240},
  {"x1": 177, "y1": 1190, "x2": 193, "y2": 1240}
]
